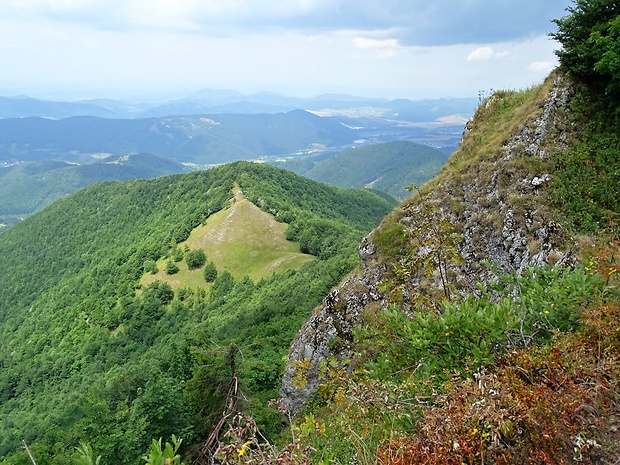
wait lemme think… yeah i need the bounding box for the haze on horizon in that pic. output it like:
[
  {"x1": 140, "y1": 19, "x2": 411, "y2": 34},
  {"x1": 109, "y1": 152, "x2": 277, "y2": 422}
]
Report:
[{"x1": 0, "y1": 0, "x2": 573, "y2": 101}]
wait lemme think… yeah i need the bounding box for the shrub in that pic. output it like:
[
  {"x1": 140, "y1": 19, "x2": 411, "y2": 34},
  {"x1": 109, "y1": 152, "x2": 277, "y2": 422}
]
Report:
[
  {"x1": 186, "y1": 249, "x2": 206, "y2": 270},
  {"x1": 144, "y1": 259, "x2": 158, "y2": 274}
]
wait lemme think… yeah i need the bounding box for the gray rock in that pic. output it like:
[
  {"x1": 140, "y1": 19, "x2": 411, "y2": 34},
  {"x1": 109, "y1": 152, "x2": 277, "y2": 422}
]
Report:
[{"x1": 280, "y1": 74, "x2": 578, "y2": 415}]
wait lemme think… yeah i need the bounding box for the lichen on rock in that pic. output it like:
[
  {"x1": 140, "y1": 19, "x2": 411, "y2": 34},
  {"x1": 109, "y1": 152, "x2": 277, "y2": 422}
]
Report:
[{"x1": 280, "y1": 73, "x2": 578, "y2": 415}]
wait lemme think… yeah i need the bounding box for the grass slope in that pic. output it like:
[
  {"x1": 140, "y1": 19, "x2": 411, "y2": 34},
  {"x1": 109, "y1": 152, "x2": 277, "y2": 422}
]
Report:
[{"x1": 143, "y1": 186, "x2": 313, "y2": 288}]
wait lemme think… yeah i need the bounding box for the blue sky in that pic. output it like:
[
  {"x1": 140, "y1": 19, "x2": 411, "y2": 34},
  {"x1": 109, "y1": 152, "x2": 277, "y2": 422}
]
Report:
[{"x1": 0, "y1": 0, "x2": 573, "y2": 100}]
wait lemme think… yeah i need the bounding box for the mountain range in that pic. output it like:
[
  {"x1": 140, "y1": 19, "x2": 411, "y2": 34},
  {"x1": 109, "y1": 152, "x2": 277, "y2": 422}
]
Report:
[
  {"x1": 0, "y1": 67, "x2": 618, "y2": 464},
  {"x1": 0, "y1": 91, "x2": 477, "y2": 120}
]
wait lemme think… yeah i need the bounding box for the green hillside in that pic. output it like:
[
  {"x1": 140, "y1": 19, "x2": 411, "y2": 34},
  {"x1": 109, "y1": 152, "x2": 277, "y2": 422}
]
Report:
[
  {"x1": 274, "y1": 140, "x2": 448, "y2": 199},
  {"x1": 0, "y1": 162, "x2": 395, "y2": 464},
  {"x1": 0, "y1": 153, "x2": 187, "y2": 227}
]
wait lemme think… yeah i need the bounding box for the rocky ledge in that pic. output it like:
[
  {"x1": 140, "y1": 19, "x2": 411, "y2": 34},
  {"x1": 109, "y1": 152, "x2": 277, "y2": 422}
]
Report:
[{"x1": 280, "y1": 74, "x2": 577, "y2": 416}]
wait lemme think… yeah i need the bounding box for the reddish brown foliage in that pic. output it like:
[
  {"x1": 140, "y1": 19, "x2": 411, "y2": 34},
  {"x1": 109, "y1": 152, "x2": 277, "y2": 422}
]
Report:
[{"x1": 377, "y1": 301, "x2": 620, "y2": 465}]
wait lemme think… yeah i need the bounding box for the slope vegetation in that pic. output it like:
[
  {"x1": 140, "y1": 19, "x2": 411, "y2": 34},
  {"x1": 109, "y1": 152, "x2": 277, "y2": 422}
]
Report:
[
  {"x1": 142, "y1": 186, "x2": 314, "y2": 288},
  {"x1": 302, "y1": 140, "x2": 448, "y2": 199},
  {"x1": 0, "y1": 162, "x2": 395, "y2": 464},
  {"x1": 275, "y1": 68, "x2": 620, "y2": 463}
]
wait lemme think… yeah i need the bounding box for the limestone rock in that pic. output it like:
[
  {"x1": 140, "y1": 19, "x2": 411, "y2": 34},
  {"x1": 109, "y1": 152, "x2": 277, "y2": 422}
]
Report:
[{"x1": 280, "y1": 74, "x2": 577, "y2": 415}]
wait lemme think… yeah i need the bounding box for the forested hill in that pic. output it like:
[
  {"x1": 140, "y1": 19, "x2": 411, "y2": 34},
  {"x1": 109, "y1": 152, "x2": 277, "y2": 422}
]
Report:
[
  {"x1": 0, "y1": 161, "x2": 395, "y2": 464},
  {"x1": 273, "y1": 140, "x2": 449, "y2": 200},
  {"x1": 0, "y1": 153, "x2": 188, "y2": 227}
]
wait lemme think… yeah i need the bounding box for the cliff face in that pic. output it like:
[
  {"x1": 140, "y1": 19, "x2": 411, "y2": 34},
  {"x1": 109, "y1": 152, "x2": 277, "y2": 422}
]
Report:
[{"x1": 281, "y1": 73, "x2": 577, "y2": 415}]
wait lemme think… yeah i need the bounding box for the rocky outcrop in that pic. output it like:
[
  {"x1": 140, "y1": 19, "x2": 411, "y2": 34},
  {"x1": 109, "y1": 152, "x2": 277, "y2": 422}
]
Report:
[
  {"x1": 280, "y1": 74, "x2": 577, "y2": 415},
  {"x1": 279, "y1": 237, "x2": 388, "y2": 415}
]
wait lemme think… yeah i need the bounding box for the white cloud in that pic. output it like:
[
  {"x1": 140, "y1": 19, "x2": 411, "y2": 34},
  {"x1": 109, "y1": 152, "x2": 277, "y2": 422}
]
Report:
[
  {"x1": 353, "y1": 37, "x2": 398, "y2": 50},
  {"x1": 352, "y1": 37, "x2": 399, "y2": 58},
  {"x1": 0, "y1": 3, "x2": 564, "y2": 100},
  {"x1": 467, "y1": 46, "x2": 510, "y2": 61},
  {"x1": 40, "y1": 29, "x2": 73, "y2": 42},
  {"x1": 0, "y1": 0, "x2": 572, "y2": 46},
  {"x1": 467, "y1": 47, "x2": 494, "y2": 61}
]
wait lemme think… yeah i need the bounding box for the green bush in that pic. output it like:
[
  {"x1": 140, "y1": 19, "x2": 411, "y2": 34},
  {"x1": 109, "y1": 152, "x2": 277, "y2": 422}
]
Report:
[
  {"x1": 357, "y1": 264, "x2": 602, "y2": 382},
  {"x1": 144, "y1": 259, "x2": 158, "y2": 274},
  {"x1": 551, "y1": 0, "x2": 620, "y2": 103},
  {"x1": 185, "y1": 249, "x2": 206, "y2": 270}
]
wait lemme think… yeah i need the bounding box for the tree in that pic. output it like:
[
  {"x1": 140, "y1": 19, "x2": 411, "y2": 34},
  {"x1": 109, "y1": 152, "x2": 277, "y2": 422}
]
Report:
[
  {"x1": 143, "y1": 259, "x2": 158, "y2": 274},
  {"x1": 203, "y1": 261, "x2": 218, "y2": 283},
  {"x1": 165, "y1": 260, "x2": 179, "y2": 275},
  {"x1": 185, "y1": 249, "x2": 206, "y2": 270},
  {"x1": 145, "y1": 281, "x2": 174, "y2": 306},
  {"x1": 211, "y1": 271, "x2": 234, "y2": 299},
  {"x1": 551, "y1": 0, "x2": 620, "y2": 101}
]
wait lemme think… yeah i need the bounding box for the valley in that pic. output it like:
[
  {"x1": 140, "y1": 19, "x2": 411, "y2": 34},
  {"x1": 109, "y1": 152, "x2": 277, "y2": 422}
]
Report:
[{"x1": 1, "y1": 2, "x2": 619, "y2": 463}]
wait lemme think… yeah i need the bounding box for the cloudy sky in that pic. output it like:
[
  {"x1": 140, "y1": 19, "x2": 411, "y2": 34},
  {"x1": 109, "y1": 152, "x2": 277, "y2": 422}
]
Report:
[{"x1": 0, "y1": 0, "x2": 573, "y2": 100}]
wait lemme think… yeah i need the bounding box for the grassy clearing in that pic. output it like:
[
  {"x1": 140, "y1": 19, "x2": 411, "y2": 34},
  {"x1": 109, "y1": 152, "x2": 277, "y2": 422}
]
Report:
[{"x1": 142, "y1": 187, "x2": 314, "y2": 289}]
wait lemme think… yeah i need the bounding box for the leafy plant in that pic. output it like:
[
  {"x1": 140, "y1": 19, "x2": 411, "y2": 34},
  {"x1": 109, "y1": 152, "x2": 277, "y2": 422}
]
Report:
[
  {"x1": 165, "y1": 260, "x2": 180, "y2": 275},
  {"x1": 73, "y1": 443, "x2": 101, "y2": 465},
  {"x1": 142, "y1": 436, "x2": 184, "y2": 465},
  {"x1": 383, "y1": 184, "x2": 463, "y2": 308},
  {"x1": 551, "y1": 0, "x2": 620, "y2": 103},
  {"x1": 203, "y1": 261, "x2": 218, "y2": 283}
]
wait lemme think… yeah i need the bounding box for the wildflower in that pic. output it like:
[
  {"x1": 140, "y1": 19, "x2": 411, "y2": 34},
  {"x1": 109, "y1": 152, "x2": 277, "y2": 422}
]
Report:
[{"x1": 238, "y1": 440, "x2": 252, "y2": 457}]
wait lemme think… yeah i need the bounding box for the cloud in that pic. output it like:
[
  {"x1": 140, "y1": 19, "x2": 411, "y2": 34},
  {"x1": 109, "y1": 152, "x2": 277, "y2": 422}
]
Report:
[
  {"x1": 467, "y1": 47, "x2": 509, "y2": 61},
  {"x1": 353, "y1": 37, "x2": 398, "y2": 50},
  {"x1": 0, "y1": 0, "x2": 572, "y2": 45},
  {"x1": 467, "y1": 47, "x2": 494, "y2": 61},
  {"x1": 352, "y1": 37, "x2": 399, "y2": 57}
]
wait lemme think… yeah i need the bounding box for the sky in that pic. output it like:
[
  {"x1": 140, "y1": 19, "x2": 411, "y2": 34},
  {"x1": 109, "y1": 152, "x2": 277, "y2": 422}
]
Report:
[{"x1": 0, "y1": 0, "x2": 574, "y2": 101}]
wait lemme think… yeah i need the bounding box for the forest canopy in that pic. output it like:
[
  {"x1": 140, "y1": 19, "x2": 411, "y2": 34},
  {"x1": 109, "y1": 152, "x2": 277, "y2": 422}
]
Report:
[{"x1": 0, "y1": 162, "x2": 395, "y2": 464}]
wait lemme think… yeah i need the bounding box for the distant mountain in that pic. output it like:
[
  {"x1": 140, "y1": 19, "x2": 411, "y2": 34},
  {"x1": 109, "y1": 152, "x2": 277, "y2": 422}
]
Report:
[
  {"x1": 0, "y1": 89, "x2": 477, "y2": 121},
  {"x1": 0, "y1": 95, "x2": 136, "y2": 119},
  {"x1": 187, "y1": 88, "x2": 245, "y2": 101},
  {"x1": 273, "y1": 140, "x2": 449, "y2": 199},
  {"x1": 140, "y1": 92, "x2": 477, "y2": 119},
  {"x1": 0, "y1": 153, "x2": 187, "y2": 226},
  {"x1": 0, "y1": 111, "x2": 357, "y2": 165}
]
